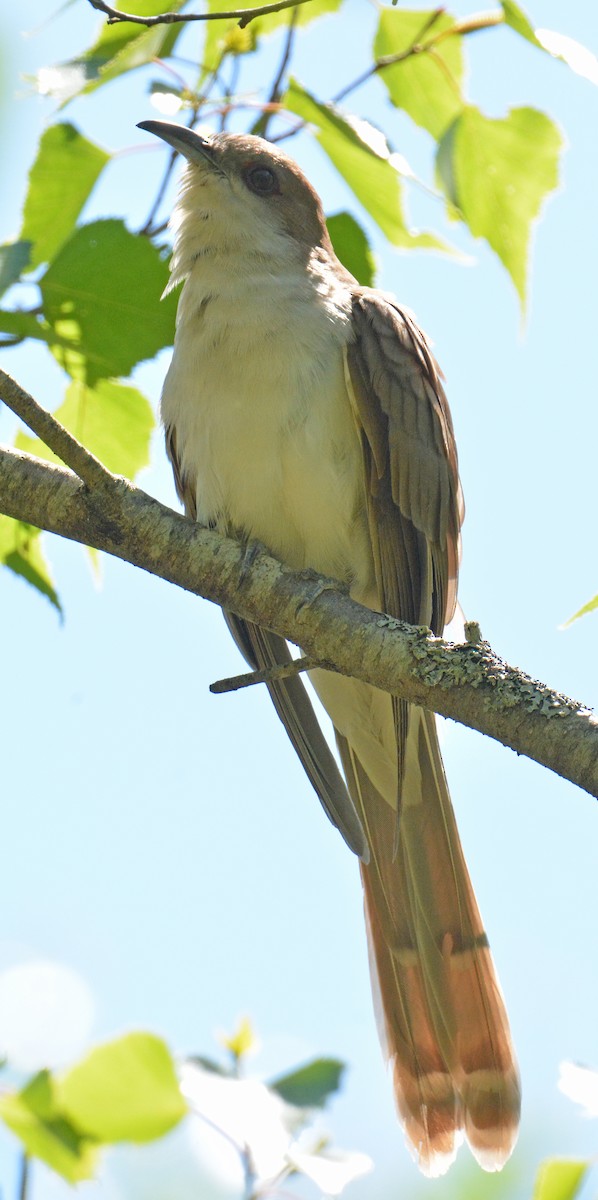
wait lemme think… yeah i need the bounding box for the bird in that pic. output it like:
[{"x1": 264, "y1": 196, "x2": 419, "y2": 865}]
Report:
[{"x1": 138, "y1": 118, "x2": 521, "y2": 1177}]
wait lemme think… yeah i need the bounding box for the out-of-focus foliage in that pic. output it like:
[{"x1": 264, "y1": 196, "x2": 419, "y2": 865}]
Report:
[{"x1": 0, "y1": 1016, "x2": 368, "y2": 1197}]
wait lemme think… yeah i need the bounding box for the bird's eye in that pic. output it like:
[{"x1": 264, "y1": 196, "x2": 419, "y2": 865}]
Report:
[{"x1": 244, "y1": 166, "x2": 278, "y2": 195}]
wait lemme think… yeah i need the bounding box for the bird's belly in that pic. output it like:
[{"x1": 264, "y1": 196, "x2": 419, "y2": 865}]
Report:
[{"x1": 163, "y1": 322, "x2": 375, "y2": 597}]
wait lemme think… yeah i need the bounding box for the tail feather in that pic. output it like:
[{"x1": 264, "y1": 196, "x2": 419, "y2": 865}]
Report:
[{"x1": 336, "y1": 710, "x2": 520, "y2": 1177}]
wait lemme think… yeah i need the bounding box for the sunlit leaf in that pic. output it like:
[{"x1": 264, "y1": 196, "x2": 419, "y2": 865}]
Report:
[
  {"x1": 270, "y1": 1058, "x2": 345, "y2": 1108},
  {"x1": 374, "y1": 8, "x2": 464, "y2": 138},
  {"x1": 285, "y1": 79, "x2": 447, "y2": 250},
  {"x1": 58, "y1": 1033, "x2": 187, "y2": 1143},
  {"x1": 535, "y1": 29, "x2": 598, "y2": 86},
  {"x1": 327, "y1": 212, "x2": 376, "y2": 285},
  {"x1": 0, "y1": 310, "x2": 50, "y2": 347},
  {"x1": 533, "y1": 1159, "x2": 589, "y2": 1200},
  {"x1": 36, "y1": 0, "x2": 187, "y2": 103},
  {"x1": 289, "y1": 1146, "x2": 372, "y2": 1195},
  {"x1": 562, "y1": 593, "x2": 598, "y2": 627},
  {"x1": 0, "y1": 241, "x2": 31, "y2": 299},
  {"x1": 501, "y1": 3, "x2": 598, "y2": 84},
  {"x1": 220, "y1": 1017, "x2": 256, "y2": 1062},
  {"x1": 0, "y1": 517, "x2": 61, "y2": 612},
  {"x1": 40, "y1": 220, "x2": 177, "y2": 383},
  {"x1": 20, "y1": 124, "x2": 109, "y2": 268},
  {"x1": 436, "y1": 105, "x2": 561, "y2": 304},
  {"x1": 0, "y1": 1071, "x2": 96, "y2": 1183},
  {"x1": 558, "y1": 1062, "x2": 598, "y2": 1115},
  {"x1": 500, "y1": 0, "x2": 540, "y2": 45},
  {"x1": 16, "y1": 379, "x2": 153, "y2": 481},
  {"x1": 202, "y1": 0, "x2": 342, "y2": 72}
]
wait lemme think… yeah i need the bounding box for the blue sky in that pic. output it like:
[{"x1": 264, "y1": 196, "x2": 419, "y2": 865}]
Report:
[{"x1": 1, "y1": 2, "x2": 598, "y2": 1198}]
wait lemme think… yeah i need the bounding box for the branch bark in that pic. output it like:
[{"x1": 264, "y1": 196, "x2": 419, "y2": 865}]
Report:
[
  {"x1": 86, "y1": 0, "x2": 315, "y2": 28},
  {"x1": 1, "y1": 442, "x2": 596, "y2": 799}
]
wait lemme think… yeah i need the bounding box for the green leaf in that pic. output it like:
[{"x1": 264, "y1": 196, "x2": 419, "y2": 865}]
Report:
[
  {"x1": 202, "y1": 0, "x2": 342, "y2": 72},
  {"x1": 16, "y1": 379, "x2": 154, "y2": 481},
  {"x1": 220, "y1": 1016, "x2": 256, "y2": 1061},
  {"x1": 186, "y1": 1055, "x2": 230, "y2": 1077},
  {"x1": 436, "y1": 105, "x2": 561, "y2": 304},
  {"x1": 36, "y1": 0, "x2": 187, "y2": 104},
  {"x1": 0, "y1": 1070, "x2": 96, "y2": 1183},
  {"x1": 0, "y1": 517, "x2": 61, "y2": 612},
  {"x1": 270, "y1": 1058, "x2": 345, "y2": 1108},
  {"x1": 563, "y1": 592, "x2": 598, "y2": 627},
  {"x1": 256, "y1": 0, "x2": 342, "y2": 32},
  {"x1": 57, "y1": 1032, "x2": 187, "y2": 1143},
  {"x1": 20, "y1": 124, "x2": 109, "y2": 268},
  {"x1": 500, "y1": 0, "x2": 541, "y2": 45},
  {"x1": 532, "y1": 1159, "x2": 589, "y2": 1200},
  {"x1": 327, "y1": 212, "x2": 376, "y2": 286},
  {"x1": 0, "y1": 241, "x2": 31, "y2": 298},
  {"x1": 285, "y1": 79, "x2": 446, "y2": 250},
  {"x1": 533, "y1": 30, "x2": 598, "y2": 85},
  {"x1": 374, "y1": 9, "x2": 464, "y2": 138},
  {"x1": 40, "y1": 220, "x2": 177, "y2": 383},
  {"x1": 501, "y1": 4, "x2": 598, "y2": 85},
  {"x1": 0, "y1": 310, "x2": 50, "y2": 346}
]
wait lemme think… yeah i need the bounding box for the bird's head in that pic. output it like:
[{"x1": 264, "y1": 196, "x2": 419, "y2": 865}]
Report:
[{"x1": 138, "y1": 121, "x2": 334, "y2": 276}]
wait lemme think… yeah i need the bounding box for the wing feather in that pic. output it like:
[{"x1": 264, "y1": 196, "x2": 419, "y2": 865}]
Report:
[
  {"x1": 346, "y1": 291, "x2": 463, "y2": 632},
  {"x1": 343, "y1": 290, "x2": 519, "y2": 1174},
  {"x1": 165, "y1": 422, "x2": 368, "y2": 862}
]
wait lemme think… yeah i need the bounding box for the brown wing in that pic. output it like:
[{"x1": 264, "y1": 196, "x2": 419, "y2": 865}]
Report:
[
  {"x1": 344, "y1": 292, "x2": 520, "y2": 1175},
  {"x1": 164, "y1": 423, "x2": 368, "y2": 862},
  {"x1": 345, "y1": 289, "x2": 463, "y2": 636}
]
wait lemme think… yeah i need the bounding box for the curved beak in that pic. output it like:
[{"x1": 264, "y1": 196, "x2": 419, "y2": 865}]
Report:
[{"x1": 137, "y1": 120, "x2": 216, "y2": 167}]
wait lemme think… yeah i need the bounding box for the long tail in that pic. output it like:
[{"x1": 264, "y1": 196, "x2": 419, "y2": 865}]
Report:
[{"x1": 337, "y1": 708, "x2": 520, "y2": 1177}]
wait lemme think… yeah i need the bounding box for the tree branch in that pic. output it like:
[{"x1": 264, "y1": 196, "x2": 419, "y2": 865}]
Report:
[
  {"x1": 0, "y1": 369, "x2": 117, "y2": 493},
  {"x1": 250, "y1": 5, "x2": 299, "y2": 137},
  {"x1": 1, "y1": 443, "x2": 596, "y2": 799},
  {"x1": 86, "y1": 0, "x2": 315, "y2": 29}
]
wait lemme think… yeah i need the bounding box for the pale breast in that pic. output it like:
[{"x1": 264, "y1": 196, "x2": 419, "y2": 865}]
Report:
[{"x1": 162, "y1": 259, "x2": 375, "y2": 598}]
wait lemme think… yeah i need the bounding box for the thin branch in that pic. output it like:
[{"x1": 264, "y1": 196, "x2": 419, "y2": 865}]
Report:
[
  {"x1": 1, "y1": 442, "x2": 597, "y2": 799},
  {"x1": 86, "y1": 0, "x2": 315, "y2": 29},
  {"x1": 17, "y1": 1154, "x2": 29, "y2": 1200},
  {"x1": 270, "y1": 6, "x2": 505, "y2": 146},
  {"x1": 250, "y1": 5, "x2": 299, "y2": 137},
  {"x1": 334, "y1": 7, "x2": 447, "y2": 106},
  {"x1": 0, "y1": 368, "x2": 117, "y2": 492},
  {"x1": 210, "y1": 654, "x2": 318, "y2": 693},
  {"x1": 220, "y1": 54, "x2": 242, "y2": 132}
]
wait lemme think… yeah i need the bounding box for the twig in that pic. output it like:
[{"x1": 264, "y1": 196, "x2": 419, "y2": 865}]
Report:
[
  {"x1": 250, "y1": 5, "x2": 299, "y2": 137},
  {"x1": 220, "y1": 54, "x2": 242, "y2": 131},
  {"x1": 0, "y1": 368, "x2": 116, "y2": 492},
  {"x1": 1, "y1": 443, "x2": 597, "y2": 799},
  {"x1": 270, "y1": 6, "x2": 504, "y2": 145},
  {"x1": 210, "y1": 654, "x2": 318, "y2": 693},
  {"x1": 335, "y1": 7, "x2": 447, "y2": 105},
  {"x1": 86, "y1": 0, "x2": 315, "y2": 29},
  {"x1": 18, "y1": 1154, "x2": 29, "y2": 1200}
]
